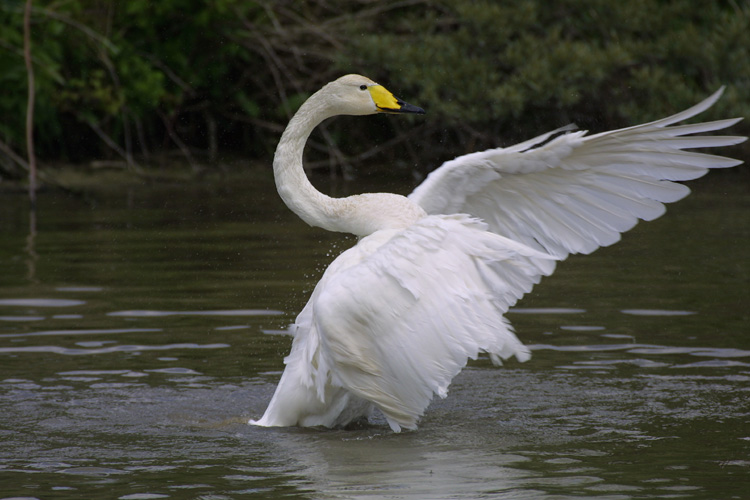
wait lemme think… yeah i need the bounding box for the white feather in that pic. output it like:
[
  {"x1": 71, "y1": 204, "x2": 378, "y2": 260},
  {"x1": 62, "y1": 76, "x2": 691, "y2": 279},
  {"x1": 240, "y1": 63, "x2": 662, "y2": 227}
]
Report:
[
  {"x1": 409, "y1": 87, "x2": 746, "y2": 258},
  {"x1": 256, "y1": 215, "x2": 556, "y2": 432}
]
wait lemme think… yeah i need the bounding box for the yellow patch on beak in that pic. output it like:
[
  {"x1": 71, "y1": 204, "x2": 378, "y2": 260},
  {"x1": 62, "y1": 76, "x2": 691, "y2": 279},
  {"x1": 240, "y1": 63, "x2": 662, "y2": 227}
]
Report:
[{"x1": 368, "y1": 85, "x2": 425, "y2": 114}]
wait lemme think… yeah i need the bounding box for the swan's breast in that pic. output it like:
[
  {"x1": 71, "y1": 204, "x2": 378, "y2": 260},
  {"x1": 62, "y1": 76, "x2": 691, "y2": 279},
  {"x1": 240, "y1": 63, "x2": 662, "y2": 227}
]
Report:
[{"x1": 331, "y1": 193, "x2": 427, "y2": 237}]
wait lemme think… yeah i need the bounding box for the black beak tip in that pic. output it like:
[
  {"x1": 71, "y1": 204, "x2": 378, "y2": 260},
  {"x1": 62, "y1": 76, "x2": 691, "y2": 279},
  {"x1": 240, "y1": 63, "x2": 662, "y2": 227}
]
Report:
[{"x1": 397, "y1": 101, "x2": 426, "y2": 114}]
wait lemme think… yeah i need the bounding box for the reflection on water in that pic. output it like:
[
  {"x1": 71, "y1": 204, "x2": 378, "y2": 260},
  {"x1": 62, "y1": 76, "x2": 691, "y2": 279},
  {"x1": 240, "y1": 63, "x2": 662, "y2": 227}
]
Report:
[{"x1": 0, "y1": 175, "x2": 748, "y2": 499}]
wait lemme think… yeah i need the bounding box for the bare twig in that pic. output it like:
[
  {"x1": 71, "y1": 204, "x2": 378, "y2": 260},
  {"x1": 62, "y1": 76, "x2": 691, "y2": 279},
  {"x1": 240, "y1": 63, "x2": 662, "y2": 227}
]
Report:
[
  {"x1": 133, "y1": 116, "x2": 151, "y2": 162},
  {"x1": 86, "y1": 119, "x2": 143, "y2": 173},
  {"x1": 31, "y1": 5, "x2": 119, "y2": 54},
  {"x1": 0, "y1": 137, "x2": 29, "y2": 172},
  {"x1": 157, "y1": 110, "x2": 200, "y2": 172},
  {"x1": 139, "y1": 52, "x2": 194, "y2": 94}
]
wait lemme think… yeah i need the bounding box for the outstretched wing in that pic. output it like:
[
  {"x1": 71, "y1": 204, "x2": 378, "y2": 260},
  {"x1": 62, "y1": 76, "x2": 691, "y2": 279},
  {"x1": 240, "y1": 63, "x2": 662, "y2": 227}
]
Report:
[
  {"x1": 408, "y1": 88, "x2": 746, "y2": 258},
  {"x1": 312, "y1": 215, "x2": 557, "y2": 432}
]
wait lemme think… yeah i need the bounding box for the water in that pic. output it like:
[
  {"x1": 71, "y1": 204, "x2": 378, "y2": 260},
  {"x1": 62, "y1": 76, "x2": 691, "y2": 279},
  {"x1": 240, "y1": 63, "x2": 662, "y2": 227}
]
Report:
[{"x1": 1, "y1": 173, "x2": 748, "y2": 499}]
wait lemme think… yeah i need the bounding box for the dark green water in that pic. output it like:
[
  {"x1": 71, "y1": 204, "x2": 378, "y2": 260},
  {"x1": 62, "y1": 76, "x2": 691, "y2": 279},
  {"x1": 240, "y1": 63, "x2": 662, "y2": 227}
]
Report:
[{"x1": 1, "y1": 172, "x2": 749, "y2": 499}]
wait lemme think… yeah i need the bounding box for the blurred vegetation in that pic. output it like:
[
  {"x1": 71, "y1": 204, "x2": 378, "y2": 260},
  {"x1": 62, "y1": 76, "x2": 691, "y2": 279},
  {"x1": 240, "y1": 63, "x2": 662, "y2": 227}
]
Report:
[{"x1": 0, "y1": 0, "x2": 748, "y2": 182}]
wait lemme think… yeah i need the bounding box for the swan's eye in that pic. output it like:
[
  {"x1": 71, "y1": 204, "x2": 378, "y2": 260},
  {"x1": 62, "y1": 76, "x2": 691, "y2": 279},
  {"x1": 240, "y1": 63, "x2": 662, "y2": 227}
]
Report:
[{"x1": 359, "y1": 84, "x2": 368, "y2": 91}]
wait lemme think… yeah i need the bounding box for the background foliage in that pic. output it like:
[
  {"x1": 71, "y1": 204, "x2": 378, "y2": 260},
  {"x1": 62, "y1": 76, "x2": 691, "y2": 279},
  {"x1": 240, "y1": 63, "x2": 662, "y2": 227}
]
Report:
[{"x1": 1, "y1": 0, "x2": 748, "y2": 180}]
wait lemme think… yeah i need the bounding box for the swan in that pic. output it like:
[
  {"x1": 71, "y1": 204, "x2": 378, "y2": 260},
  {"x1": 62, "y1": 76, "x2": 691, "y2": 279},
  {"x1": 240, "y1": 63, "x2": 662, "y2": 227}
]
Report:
[{"x1": 251, "y1": 74, "x2": 745, "y2": 432}]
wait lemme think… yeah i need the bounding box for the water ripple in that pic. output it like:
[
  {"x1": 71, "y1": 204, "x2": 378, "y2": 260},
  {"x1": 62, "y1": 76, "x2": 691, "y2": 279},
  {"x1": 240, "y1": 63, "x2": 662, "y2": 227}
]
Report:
[
  {"x1": 572, "y1": 359, "x2": 670, "y2": 368},
  {"x1": 560, "y1": 325, "x2": 606, "y2": 332},
  {"x1": 55, "y1": 286, "x2": 104, "y2": 293},
  {"x1": 0, "y1": 298, "x2": 85, "y2": 307},
  {"x1": 508, "y1": 307, "x2": 587, "y2": 314},
  {"x1": 628, "y1": 346, "x2": 750, "y2": 358},
  {"x1": 672, "y1": 360, "x2": 750, "y2": 368},
  {"x1": 531, "y1": 343, "x2": 650, "y2": 352},
  {"x1": 119, "y1": 494, "x2": 169, "y2": 500},
  {"x1": 108, "y1": 309, "x2": 284, "y2": 317},
  {"x1": 621, "y1": 309, "x2": 696, "y2": 316},
  {"x1": 0, "y1": 328, "x2": 161, "y2": 339},
  {"x1": 532, "y1": 343, "x2": 750, "y2": 359},
  {"x1": 58, "y1": 370, "x2": 144, "y2": 376},
  {"x1": 0, "y1": 316, "x2": 45, "y2": 322},
  {"x1": 57, "y1": 466, "x2": 128, "y2": 476},
  {"x1": 146, "y1": 367, "x2": 202, "y2": 375},
  {"x1": 0, "y1": 343, "x2": 229, "y2": 355}
]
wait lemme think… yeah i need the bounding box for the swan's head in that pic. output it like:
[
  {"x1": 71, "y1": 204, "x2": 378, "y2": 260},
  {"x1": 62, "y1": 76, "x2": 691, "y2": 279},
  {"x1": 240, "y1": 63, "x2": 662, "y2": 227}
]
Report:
[{"x1": 323, "y1": 74, "x2": 425, "y2": 116}]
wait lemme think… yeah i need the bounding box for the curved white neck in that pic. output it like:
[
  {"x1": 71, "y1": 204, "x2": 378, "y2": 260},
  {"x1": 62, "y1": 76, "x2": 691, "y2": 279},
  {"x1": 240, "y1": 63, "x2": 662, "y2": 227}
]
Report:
[
  {"x1": 273, "y1": 88, "x2": 426, "y2": 237},
  {"x1": 273, "y1": 92, "x2": 338, "y2": 231}
]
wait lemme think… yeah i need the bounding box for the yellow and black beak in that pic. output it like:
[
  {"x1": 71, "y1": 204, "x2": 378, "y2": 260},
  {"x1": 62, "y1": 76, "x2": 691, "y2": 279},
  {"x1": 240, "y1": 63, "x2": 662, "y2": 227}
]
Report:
[{"x1": 368, "y1": 85, "x2": 425, "y2": 114}]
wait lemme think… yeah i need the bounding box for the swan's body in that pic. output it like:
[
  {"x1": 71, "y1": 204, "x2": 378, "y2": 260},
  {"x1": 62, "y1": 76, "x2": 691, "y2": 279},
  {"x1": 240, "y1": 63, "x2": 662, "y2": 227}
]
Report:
[{"x1": 252, "y1": 75, "x2": 745, "y2": 432}]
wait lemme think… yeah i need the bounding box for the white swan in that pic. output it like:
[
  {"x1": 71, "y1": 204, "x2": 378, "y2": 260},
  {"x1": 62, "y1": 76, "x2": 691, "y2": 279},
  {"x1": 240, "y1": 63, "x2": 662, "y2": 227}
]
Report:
[{"x1": 251, "y1": 74, "x2": 745, "y2": 432}]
